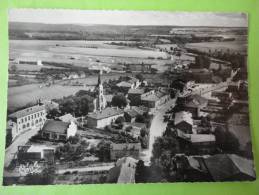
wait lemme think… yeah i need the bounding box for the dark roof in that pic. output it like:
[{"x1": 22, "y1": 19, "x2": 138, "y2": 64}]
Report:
[
  {"x1": 41, "y1": 120, "x2": 69, "y2": 134},
  {"x1": 9, "y1": 105, "x2": 45, "y2": 119},
  {"x1": 88, "y1": 107, "x2": 124, "y2": 120},
  {"x1": 204, "y1": 154, "x2": 256, "y2": 181}
]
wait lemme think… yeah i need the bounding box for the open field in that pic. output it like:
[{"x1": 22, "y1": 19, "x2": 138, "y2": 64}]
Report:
[
  {"x1": 10, "y1": 40, "x2": 171, "y2": 72},
  {"x1": 7, "y1": 73, "x2": 125, "y2": 111},
  {"x1": 185, "y1": 41, "x2": 247, "y2": 54}
]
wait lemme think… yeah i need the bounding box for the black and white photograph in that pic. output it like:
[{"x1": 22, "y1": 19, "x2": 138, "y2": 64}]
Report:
[{"x1": 3, "y1": 9, "x2": 256, "y2": 185}]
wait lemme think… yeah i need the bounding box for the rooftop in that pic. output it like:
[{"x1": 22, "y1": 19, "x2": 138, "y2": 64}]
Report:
[
  {"x1": 176, "y1": 129, "x2": 215, "y2": 143},
  {"x1": 9, "y1": 104, "x2": 45, "y2": 119},
  {"x1": 41, "y1": 120, "x2": 70, "y2": 134},
  {"x1": 141, "y1": 90, "x2": 167, "y2": 102},
  {"x1": 116, "y1": 81, "x2": 133, "y2": 88},
  {"x1": 204, "y1": 154, "x2": 256, "y2": 181},
  {"x1": 174, "y1": 111, "x2": 193, "y2": 126},
  {"x1": 128, "y1": 88, "x2": 145, "y2": 94},
  {"x1": 88, "y1": 107, "x2": 124, "y2": 120}
]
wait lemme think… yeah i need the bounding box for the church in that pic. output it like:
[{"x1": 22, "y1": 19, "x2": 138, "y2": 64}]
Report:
[{"x1": 87, "y1": 71, "x2": 124, "y2": 129}]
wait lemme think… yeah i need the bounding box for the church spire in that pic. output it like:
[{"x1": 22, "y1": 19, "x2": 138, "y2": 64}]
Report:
[{"x1": 97, "y1": 69, "x2": 102, "y2": 86}]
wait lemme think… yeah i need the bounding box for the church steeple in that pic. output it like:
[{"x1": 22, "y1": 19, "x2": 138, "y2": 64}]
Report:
[{"x1": 95, "y1": 69, "x2": 106, "y2": 111}]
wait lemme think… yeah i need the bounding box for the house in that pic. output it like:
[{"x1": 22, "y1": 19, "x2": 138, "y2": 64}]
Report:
[
  {"x1": 124, "y1": 106, "x2": 149, "y2": 123},
  {"x1": 110, "y1": 142, "x2": 141, "y2": 161},
  {"x1": 87, "y1": 107, "x2": 124, "y2": 128},
  {"x1": 204, "y1": 154, "x2": 256, "y2": 181},
  {"x1": 174, "y1": 111, "x2": 193, "y2": 134},
  {"x1": 173, "y1": 154, "x2": 212, "y2": 181},
  {"x1": 183, "y1": 95, "x2": 208, "y2": 118},
  {"x1": 40, "y1": 120, "x2": 77, "y2": 141},
  {"x1": 7, "y1": 104, "x2": 46, "y2": 141},
  {"x1": 176, "y1": 129, "x2": 216, "y2": 154},
  {"x1": 68, "y1": 72, "x2": 79, "y2": 79},
  {"x1": 141, "y1": 89, "x2": 170, "y2": 112},
  {"x1": 107, "y1": 157, "x2": 138, "y2": 183},
  {"x1": 123, "y1": 122, "x2": 146, "y2": 138},
  {"x1": 58, "y1": 113, "x2": 76, "y2": 123},
  {"x1": 127, "y1": 88, "x2": 145, "y2": 106},
  {"x1": 17, "y1": 145, "x2": 55, "y2": 162},
  {"x1": 116, "y1": 77, "x2": 140, "y2": 91}
]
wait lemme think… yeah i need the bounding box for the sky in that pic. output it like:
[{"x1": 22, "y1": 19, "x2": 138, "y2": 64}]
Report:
[{"x1": 9, "y1": 9, "x2": 248, "y2": 27}]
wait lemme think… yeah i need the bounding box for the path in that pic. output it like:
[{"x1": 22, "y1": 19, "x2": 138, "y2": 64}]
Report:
[
  {"x1": 139, "y1": 98, "x2": 176, "y2": 165},
  {"x1": 4, "y1": 127, "x2": 40, "y2": 168}
]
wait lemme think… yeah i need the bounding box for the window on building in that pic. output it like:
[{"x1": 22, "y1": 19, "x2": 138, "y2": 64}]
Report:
[
  {"x1": 52, "y1": 133, "x2": 58, "y2": 140},
  {"x1": 35, "y1": 120, "x2": 38, "y2": 124},
  {"x1": 28, "y1": 116, "x2": 30, "y2": 120},
  {"x1": 31, "y1": 115, "x2": 33, "y2": 119},
  {"x1": 22, "y1": 124, "x2": 26, "y2": 129},
  {"x1": 21, "y1": 118, "x2": 24, "y2": 123},
  {"x1": 25, "y1": 117, "x2": 27, "y2": 122},
  {"x1": 27, "y1": 123, "x2": 29, "y2": 127},
  {"x1": 34, "y1": 114, "x2": 36, "y2": 118},
  {"x1": 37, "y1": 113, "x2": 39, "y2": 117},
  {"x1": 39, "y1": 118, "x2": 42, "y2": 122}
]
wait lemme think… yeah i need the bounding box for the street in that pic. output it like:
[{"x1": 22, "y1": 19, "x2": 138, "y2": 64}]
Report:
[
  {"x1": 4, "y1": 127, "x2": 40, "y2": 168},
  {"x1": 139, "y1": 98, "x2": 176, "y2": 165}
]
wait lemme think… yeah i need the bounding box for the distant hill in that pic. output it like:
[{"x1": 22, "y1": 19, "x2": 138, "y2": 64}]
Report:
[{"x1": 9, "y1": 22, "x2": 175, "y2": 40}]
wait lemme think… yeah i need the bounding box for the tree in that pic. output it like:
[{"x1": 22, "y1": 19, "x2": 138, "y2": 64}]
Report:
[
  {"x1": 115, "y1": 116, "x2": 125, "y2": 124},
  {"x1": 111, "y1": 94, "x2": 127, "y2": 108},
  {"x1": 135, "y1": 114, "x2": 145, "y2": 123},
  {"x1": 46, "y1": 108, "x2": 61, "y2": 119},
  {"x1": 96, "y1": 140, "x2": 111, "y2": 162},
  {"x1": 68, "y1": 134, "x2": 80, "y2": 144},
  {"x1": 136, "y1": 73, "x2": 144, "y2": 81},
  {"x1": 135, "y1": 160, "x2": 146, "y2": 183}
]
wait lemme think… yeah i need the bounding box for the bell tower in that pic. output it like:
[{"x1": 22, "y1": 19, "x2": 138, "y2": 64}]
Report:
[{"x1": 96, "y1": 70, "x2": 106, "y2": 111}]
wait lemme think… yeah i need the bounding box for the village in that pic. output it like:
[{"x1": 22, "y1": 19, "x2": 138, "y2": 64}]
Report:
[{"x1": 3, "y1": 12, "x2": 255, "y2": 185}]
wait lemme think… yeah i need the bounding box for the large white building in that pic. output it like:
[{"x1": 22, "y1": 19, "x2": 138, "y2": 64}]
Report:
[{"x1": 7, "y1": 104, "x2": 46, "y2": 141}]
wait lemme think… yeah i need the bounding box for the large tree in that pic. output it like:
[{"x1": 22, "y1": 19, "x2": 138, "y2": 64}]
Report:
[{"x1": 111, "y1": 94, "x2": 127, "y2": 108}]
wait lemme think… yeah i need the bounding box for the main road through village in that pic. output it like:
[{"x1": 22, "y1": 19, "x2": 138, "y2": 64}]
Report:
[{"x1": 139, "y1": 98, "x2": 176, "y2": 165}]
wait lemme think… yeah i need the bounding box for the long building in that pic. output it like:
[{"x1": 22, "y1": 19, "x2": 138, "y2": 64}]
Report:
[{"x1": 7, "y1": 104, "x2": 46, "y2": 141}]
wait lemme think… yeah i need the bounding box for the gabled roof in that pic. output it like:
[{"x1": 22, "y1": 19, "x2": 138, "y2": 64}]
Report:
[
  {"x1": 42, "y1": 120, "x2": 70, "y2": 134},
  {"x1": 204, "y1": 154, "x2": 256, "y2": 181},
  {"x1": 116, "y1": 81, "x2": 133, "y2": 88},
  {"x1": 185, "y1": 94, "x2": 208, "y2": 108},
  {"x1": 174, "y1": 111, "x2": 193, "y2": 126},
  {"x1": 9, "y1": 105, "x2": 45, "y2": 119},
  {"x1": 88, "y1": 107, "x2": 124, "y2": 120},
  {"x1": 58, "y1": 113, "x2": 76, "y2": 123}
]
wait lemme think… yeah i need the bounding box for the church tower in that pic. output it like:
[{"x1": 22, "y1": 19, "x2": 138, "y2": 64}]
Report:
[{"x1": 96, "y1": 70, "x2": 106, "y2": 111}]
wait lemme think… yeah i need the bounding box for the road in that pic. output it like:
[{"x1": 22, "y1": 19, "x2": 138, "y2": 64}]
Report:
[
  {"x1": 139, "y1": 98, "x2": 176, "y2": 165},
  {"x1": 56, "y1": 163, "x2": 114, "y2": 174},
  {"x1": 4, "y1": 127, "x2": 40, "y2": 168}
]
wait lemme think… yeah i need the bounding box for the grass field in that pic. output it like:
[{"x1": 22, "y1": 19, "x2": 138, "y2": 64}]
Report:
[
  {"x1": 7, "y1": 73, "x2": 125, "y2": 111},
  {"x1": 185, "y1": 41, "x2": 247, "y2": 54}
]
